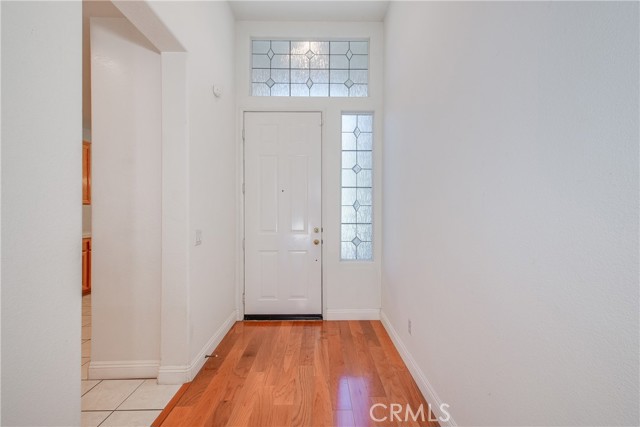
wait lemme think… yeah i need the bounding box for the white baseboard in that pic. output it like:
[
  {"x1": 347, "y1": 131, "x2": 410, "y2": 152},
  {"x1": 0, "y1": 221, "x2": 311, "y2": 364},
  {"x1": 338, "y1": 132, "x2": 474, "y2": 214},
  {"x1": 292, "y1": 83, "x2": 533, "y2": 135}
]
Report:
[
  {"x1": 88, "y1": 360, "x2": 159, "y2": 380},
  {"x1": 157, "y1": 310, "x2": 237, "y2": 385},
  {"x1": 156, "y1": 364, "x2": 190, "y2": 385},
  {"x1": 187, "y1": 310, "x2": 237, "y2": 380},
  {"x1": 324, "y1": 308, "x2": 380, "y2": 320},
  {"x1": 380, "y1": 311, "x2": 457, "y2": 427}
]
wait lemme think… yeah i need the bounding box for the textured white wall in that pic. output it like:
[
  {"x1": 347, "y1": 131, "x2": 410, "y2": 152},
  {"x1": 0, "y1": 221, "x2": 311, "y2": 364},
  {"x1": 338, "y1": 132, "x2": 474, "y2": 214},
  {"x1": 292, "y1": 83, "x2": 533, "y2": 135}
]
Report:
[
  {"x1": 1, "y1": 1, "x2": 81, "y2": 424},
  {"x1": 90, "y1": 17, "x2": 162, "y2": 375},
  {"x1": 382, "y1": 2, "x2": 639, "y2": 426},
  {"x1": 235, "y1": 21, "x2": 384, "y2": 320},
  {"x1": 147, "y1": 1, "x2": 238, "y2": 373}
]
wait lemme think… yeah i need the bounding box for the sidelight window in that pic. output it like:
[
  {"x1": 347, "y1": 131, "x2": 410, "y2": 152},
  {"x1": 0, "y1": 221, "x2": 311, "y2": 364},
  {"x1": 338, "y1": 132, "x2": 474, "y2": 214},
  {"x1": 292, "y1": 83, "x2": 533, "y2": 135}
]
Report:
[{"x1": 341, "y1": 113, "x2": 373, "y2": 260}]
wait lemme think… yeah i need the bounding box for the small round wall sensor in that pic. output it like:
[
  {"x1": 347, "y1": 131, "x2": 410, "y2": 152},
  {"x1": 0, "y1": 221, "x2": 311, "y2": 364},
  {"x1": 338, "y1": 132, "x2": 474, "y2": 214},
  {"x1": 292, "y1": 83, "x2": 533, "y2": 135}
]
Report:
[{"x1": 212, "y1": 85, "x2": 223, "y2": 98}]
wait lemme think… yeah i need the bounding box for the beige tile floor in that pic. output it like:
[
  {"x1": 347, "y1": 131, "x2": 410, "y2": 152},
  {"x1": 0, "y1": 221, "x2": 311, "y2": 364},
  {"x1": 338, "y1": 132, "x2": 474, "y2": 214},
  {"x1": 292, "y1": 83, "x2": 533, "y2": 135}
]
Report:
[{"x1": 81, "y1": 294, "x2": 181, "y2": 427}]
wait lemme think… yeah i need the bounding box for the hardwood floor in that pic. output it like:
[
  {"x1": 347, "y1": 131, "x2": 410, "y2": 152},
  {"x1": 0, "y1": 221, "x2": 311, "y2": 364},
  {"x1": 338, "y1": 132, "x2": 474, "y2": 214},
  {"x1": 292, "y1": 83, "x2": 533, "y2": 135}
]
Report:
[{"x1": 154, "y1": 321, "x2": 439, "y2": 427}]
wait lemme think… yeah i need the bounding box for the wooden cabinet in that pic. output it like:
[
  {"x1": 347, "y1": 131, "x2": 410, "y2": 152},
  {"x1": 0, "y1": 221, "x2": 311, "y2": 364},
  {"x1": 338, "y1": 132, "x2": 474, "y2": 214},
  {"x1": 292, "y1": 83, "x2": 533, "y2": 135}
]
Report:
[
  {"x1": 82, "y1": 238, "x2": 91, "y2": 295},
  {"x1": 83, "y1": 141, "x2": 91, "y2": 205}
]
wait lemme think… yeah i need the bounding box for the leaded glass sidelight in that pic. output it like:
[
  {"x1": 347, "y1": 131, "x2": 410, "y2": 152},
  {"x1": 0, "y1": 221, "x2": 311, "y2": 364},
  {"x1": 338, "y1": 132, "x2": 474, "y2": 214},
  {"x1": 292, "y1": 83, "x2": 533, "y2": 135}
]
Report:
[
  {"x1": 341, "y1": 113, "x2": 373, "y2": 260},
  {"x1": 251, "y1": 40, "x2": 369, "y2": 97}
]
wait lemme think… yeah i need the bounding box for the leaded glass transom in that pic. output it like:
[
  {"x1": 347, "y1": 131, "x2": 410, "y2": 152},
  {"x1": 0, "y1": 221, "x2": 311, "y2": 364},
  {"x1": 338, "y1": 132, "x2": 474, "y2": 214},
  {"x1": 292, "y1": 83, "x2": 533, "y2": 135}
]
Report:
[
  {"x1": 341, "y1": 113, "x2": 373, "y2": 260},
  {"x1": 251, "y1": 40, "x2": 369, "y2": 97}
]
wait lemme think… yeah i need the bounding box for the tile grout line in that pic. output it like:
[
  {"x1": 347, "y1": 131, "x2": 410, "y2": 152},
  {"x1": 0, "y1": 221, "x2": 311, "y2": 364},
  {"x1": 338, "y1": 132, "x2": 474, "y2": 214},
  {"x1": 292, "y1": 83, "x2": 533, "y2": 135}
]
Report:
[
  {"x1": 113, "y1": 379, "x2": 148, "y2": 412},
  {"x1": 93, "y1": 409, "x2": 163, "y2": 427},
  {"x1": 85, "y1": 380, "x2": 146, "y2": 426},
  {"x1": 84, "y1": 298, "x2": 159, "y2": 423},
  {"x1": 95, "y1": 410, "x2": 114, "y2": 427},
  {"x1": 81, "y1": 295, "x2": 103, "y2": 421},
  {"x1": 81, "y1": 379, "x2": 102, "y2": 397}
]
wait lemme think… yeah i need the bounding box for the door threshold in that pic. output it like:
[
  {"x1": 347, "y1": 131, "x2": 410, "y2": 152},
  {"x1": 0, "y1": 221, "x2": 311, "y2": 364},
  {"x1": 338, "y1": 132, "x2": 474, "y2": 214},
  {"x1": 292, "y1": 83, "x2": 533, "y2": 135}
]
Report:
[{"x1": 244, "y1": 314, "x2": 323, "y2": 321}]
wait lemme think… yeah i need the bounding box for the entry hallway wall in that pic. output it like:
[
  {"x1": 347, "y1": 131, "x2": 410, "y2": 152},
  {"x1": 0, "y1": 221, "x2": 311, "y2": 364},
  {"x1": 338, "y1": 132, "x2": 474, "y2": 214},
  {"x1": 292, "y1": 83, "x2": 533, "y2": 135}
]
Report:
[
  {"x1": 1, "y1": 1, "x2": 82, "y2": 424},
  {"x1": 147, "y1": 1, "x2": 238, "y2": 378},
  {"x1": 90, "y1": 17, "x2": 162, "y2": 376},
  {"x1": 382, "y1": 2, "x2": 639, "y2": 426}
]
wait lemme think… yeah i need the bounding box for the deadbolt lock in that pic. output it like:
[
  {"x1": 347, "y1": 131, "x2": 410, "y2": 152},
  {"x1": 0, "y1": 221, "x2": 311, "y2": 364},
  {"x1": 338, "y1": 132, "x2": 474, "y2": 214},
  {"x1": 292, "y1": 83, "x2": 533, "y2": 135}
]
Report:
[{"x1": 313, "y1": 227, "x2": 319, "y2": 233}]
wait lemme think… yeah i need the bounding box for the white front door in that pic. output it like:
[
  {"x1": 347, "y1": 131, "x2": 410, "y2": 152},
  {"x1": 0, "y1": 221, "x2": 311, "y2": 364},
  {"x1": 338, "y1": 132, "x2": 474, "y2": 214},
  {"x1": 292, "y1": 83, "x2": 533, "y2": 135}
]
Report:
[{"x1": 244, "y1": 112, "x2": 322, "y2": 316}]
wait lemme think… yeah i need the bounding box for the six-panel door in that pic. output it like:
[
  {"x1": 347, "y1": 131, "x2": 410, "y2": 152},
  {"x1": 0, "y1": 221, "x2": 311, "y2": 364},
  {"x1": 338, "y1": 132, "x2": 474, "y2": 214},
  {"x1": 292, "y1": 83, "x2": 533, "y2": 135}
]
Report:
[{"x1": 244, "y1": 112, "x2": 322, "y2": 315}]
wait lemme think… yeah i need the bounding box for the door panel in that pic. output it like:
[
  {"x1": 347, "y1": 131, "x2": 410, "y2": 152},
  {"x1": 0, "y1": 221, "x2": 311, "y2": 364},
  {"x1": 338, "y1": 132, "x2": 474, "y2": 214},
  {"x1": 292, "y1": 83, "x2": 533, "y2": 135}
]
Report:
[
  {"x1": 290, "y1": 156, "x2": 308, "y2": 232},
  {"x1": 244, "y1": 112, "x2": 322, "y2": 315},
  {"x1": 259, "y1": 156, "x2": 279, "y2": 232},
  {"x1": 259, "y1": 251, "x2": 278, "y2": 299}
]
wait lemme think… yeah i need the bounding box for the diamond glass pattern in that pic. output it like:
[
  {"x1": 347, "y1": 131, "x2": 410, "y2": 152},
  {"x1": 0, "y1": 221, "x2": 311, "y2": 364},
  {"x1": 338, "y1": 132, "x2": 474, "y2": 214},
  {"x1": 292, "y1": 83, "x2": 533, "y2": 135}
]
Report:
[
  {"x1": 341, "y1": 113, "x2": 373, "y2": 260},
  {"x1": 251, "y1": 40, "x2": 368, "y2": 97}
]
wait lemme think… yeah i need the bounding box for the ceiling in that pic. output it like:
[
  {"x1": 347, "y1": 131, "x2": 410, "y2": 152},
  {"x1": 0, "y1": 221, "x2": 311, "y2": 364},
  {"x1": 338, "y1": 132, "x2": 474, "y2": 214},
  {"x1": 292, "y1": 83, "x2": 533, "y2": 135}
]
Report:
[{"x1": 228, "y1": 1, "x2": 390, "y2": 22}]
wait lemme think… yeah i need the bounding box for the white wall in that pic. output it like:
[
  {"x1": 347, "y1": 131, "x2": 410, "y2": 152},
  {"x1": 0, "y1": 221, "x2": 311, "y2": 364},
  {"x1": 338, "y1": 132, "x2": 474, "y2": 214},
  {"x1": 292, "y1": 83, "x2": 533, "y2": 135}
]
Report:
[
  {"x1": 147, "y1": 1, "x2": 238, "y2": 380},
  {"x1": 82, "y1": 0, "x2": 125, "y2": 131},
  {"x1": 1, "y1": 1, "x2": 81, "y2": 424},
  {"x1": 382, "y1": 2, "x2": 639, "y2": 426},
  {"x1": 235, "y1": 21, "x2": 384, "y2": 320},
  {"x1": 90, "y1": 17, "x2": 162, "y2": 378}
]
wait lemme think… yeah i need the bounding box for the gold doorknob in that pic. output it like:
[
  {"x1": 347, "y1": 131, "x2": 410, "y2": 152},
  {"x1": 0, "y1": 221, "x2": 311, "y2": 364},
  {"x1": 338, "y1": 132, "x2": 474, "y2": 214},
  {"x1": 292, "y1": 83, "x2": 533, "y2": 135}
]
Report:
[{"x1": 313, "y1": 239, "x2": 320, "y2": 245}]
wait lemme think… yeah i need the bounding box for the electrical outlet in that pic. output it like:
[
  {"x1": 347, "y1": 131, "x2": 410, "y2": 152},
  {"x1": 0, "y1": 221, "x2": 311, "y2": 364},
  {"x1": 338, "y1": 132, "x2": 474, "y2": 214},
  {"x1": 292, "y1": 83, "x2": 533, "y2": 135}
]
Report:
[
  {"x1": 408, "y1": 319, "x2": 412, "y2": 335},
  {"x1": 195, "y1": 229, "x2": 202, "y2": 246}
]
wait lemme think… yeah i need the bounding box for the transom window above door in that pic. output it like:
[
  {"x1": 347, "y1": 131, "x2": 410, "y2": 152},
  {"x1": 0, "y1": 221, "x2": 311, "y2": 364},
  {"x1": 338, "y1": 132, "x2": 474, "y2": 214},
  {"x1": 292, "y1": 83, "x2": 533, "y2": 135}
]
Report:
[{"x1": 251, "y1": 40, "x2": 369, "y2": 97}]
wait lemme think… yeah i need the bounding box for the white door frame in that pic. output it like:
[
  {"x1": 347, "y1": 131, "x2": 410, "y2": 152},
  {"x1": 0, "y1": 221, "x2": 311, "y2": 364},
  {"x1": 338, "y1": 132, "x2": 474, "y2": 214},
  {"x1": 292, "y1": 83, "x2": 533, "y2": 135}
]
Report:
[{"x1": 238, "y1": 110, "x2": 325, "y2": 319}]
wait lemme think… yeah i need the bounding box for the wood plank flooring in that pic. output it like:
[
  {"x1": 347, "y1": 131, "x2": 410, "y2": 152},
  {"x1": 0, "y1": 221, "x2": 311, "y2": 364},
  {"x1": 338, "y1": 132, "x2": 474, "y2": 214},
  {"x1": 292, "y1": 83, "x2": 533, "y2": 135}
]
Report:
[{"x1": 154, "y1": 321, "x2": 439, "y2": 427}]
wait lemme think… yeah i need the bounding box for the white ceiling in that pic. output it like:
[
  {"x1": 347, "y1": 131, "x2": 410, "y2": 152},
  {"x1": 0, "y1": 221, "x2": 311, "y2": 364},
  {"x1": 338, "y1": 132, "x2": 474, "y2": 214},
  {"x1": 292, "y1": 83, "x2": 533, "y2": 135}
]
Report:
[{"x1": 228, "y1": 1, "x2": 390, "y2": 22}]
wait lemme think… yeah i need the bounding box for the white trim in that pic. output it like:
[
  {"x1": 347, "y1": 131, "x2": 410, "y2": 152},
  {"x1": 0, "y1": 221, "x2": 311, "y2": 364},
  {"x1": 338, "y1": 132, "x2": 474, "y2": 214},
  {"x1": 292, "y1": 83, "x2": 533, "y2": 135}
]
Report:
[
  {"x1": 187, "y1": 310, "x2": 237, "y2": 380},
  {"x1": 88, "y1": 360, "x2": 159, "y2": 380},
  {"x1": 156, "y1": 364, "x2": 190, "y2": 385},
  {"x1": 380, "y1": 311, "x2": 457, "y2": 427},
  {"x1": 324, "y1": 308, "x2": 380, "y2": 320},
  {"x1": 158, "y1": 310, "x2": 237, "y2": 384},
  {"x1": 236, "y1": 107, "x2": 246, "y2": 321}
]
